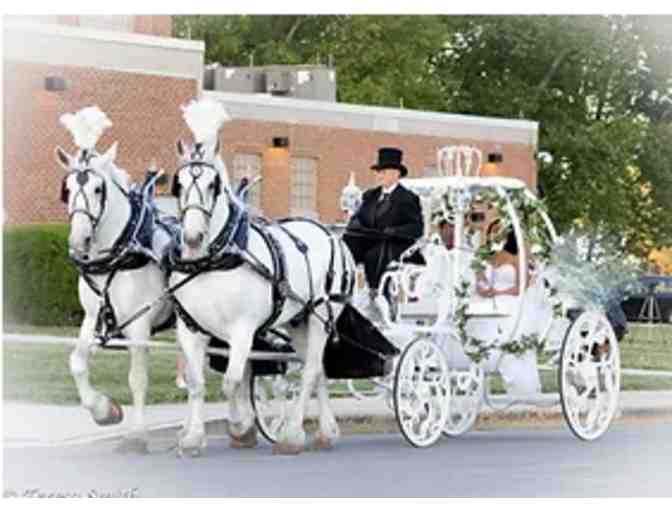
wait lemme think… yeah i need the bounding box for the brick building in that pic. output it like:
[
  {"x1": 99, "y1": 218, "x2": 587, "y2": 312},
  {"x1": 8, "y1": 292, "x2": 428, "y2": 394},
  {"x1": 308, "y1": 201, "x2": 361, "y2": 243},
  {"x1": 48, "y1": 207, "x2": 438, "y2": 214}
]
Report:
[
  {"x1": 2, "y1": 16, "x2": 203, "y2": 224},
  {"x1": 2, "y1": 16, "x2": 539, "y2": 226}
]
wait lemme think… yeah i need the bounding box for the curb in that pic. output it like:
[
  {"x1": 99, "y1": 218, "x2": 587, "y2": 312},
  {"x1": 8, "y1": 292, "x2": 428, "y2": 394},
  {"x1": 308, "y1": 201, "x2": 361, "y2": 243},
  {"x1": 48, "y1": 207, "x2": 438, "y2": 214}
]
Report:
[{"x1": 4, "y1": 400, "x2": 671, "y2": 449}]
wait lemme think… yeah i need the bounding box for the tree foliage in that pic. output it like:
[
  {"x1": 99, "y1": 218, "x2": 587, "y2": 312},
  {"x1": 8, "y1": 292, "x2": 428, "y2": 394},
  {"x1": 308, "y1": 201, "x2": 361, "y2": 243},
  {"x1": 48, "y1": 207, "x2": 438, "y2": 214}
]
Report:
[
  {"x1": 434, "y1": 15, "x2": 672, "y2": 258},
  {"x1": 174, "y1": 15, "x2": 447, "y2": 109},
  {"x1": 173, "y1": 15, "x2": 672, "y2": 261}
]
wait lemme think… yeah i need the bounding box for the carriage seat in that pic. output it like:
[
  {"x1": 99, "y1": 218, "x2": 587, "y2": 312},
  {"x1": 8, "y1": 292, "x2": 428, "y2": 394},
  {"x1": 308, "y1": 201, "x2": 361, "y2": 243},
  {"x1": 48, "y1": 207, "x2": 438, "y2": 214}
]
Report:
[
  {"x1": 465, "y1": 296, "x2": 516, "y2": 317},
  {"x1": 399, "y1": 294, "x2": 516, "y2": 320}
]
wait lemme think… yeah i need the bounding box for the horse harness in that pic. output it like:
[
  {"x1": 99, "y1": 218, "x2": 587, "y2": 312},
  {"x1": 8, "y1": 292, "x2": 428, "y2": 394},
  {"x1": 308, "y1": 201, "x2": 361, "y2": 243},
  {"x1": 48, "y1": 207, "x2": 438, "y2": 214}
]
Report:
[
  {"x1": 63, "y1": 162, "x2": 168, "y2": 344},
  {"x1": 167, "y1": 197, "x2": 355, "y2": 345}
]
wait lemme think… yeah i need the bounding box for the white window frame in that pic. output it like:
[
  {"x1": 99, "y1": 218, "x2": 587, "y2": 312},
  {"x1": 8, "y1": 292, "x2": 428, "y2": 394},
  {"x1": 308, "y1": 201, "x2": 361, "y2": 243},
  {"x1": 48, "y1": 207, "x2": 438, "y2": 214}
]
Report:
[{"x1": 289, "y1": 156, "x2": 318, "y2": 219}]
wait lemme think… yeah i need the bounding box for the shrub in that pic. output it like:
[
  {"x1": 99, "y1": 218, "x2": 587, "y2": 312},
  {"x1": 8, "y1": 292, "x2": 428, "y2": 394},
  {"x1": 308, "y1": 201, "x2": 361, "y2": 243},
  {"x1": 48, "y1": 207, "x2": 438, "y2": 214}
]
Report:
[{"x1": 3, "y1": 224, "x2": 83, "y2": 326}]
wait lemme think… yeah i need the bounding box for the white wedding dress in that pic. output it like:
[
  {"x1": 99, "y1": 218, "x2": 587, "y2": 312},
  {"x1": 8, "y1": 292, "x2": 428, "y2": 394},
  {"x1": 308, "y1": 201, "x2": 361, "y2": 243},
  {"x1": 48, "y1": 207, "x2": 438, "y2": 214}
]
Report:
[{"x1": 466, "y1": 263, "x2": 542, "y2": 398}]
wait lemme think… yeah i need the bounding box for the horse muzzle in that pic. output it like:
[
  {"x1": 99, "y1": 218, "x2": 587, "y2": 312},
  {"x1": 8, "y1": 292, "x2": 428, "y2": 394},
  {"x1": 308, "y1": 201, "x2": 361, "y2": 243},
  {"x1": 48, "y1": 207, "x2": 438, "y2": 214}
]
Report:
[
  {"x1": 181, "y1": 231, "x2": 207, "y2": 260},
  {"x1": 69, "y1": 236, "x2": 93, "y2": 259},
  {"x1": 183, "y1": 231, "x2": 205, "y2": 249}
]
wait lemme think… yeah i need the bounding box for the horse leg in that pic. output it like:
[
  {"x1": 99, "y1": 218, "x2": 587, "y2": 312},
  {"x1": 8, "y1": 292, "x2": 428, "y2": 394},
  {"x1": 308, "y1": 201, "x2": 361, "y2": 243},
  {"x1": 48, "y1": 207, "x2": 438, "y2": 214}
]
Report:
[
  {"x1": 116, "y1": 320, "x2": 151, "y2": 454},
  {"x1": 273, "y1": 318, "x2": 324, "y2": 455},
  {"x1": 70, "y1": 315, "x2": 124, "y2": 426},
  {"x1": 228, "y1": 362, "x2": 258, "y2": 449},
  {"x1": 312, "y1": 372, "x2": 340, "y2": 450},
  {"x1": 176, "y1": 319, "x2": 208, "y2": 456},
  {"x1": 222, "y1": 323, "x2": 257, "y2": 448}
]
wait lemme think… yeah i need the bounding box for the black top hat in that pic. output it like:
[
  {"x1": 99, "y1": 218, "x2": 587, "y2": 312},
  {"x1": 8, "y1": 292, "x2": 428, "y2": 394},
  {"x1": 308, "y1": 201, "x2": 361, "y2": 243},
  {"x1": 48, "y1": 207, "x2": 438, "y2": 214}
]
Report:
[{"x1": 370, "y1": 147, "x2": 408, "y2": 177}]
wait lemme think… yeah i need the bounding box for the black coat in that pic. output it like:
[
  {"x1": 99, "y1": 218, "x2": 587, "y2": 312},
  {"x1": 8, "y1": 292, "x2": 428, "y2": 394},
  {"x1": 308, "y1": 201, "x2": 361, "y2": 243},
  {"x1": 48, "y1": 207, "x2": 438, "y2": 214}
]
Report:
[
  {"x1": 348, "y1": 184, "x2": 424, "y2": 241},
  {"x1": 343, "y1": 184, "x2": 424, "y2": 289}
]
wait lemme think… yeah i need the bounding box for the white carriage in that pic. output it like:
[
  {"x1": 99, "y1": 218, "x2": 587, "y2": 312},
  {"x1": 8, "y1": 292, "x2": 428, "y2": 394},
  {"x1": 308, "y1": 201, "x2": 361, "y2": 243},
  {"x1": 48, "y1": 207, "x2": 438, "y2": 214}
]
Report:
[
  {"x1": 56, "y1": 103, "x2": 621, "y2": 454},
  {"x1": 253, "y1": 145, "x2": 621, "y2": 448}
]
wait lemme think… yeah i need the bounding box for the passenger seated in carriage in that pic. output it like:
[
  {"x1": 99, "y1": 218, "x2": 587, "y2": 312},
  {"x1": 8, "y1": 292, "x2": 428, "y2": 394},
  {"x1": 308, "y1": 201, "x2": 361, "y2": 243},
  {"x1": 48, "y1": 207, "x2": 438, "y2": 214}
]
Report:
[
  {"x1": 436, "y1": 211, "x2": 478, "y2": 253},
  {"x1": 469, "y1": 219, "x2": 542, "y2": 397},
  {"x1": 476, "y1": 219, "x2": 531, "y2": 300}
]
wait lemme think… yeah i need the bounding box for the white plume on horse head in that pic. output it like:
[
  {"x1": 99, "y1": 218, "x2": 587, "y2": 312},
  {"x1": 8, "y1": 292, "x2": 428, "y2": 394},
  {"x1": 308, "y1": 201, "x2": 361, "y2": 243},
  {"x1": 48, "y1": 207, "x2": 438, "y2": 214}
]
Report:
[
  {"x1": 59, "y1": 106, "x2": 113, "y2": 150},
  {"x1": 181, "y1": 98, "x2": 232, "y2": 147},
  {"x1": 180, "y1": 98, "x2": 232, "y2": 190}
]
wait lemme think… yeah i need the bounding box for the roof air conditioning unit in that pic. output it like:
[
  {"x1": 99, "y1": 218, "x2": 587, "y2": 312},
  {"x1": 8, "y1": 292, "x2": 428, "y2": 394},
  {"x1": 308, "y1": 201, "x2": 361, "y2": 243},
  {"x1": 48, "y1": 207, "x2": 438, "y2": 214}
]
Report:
[{"x1": 266, "y1": 70, "x2": 291, "y2": 94}]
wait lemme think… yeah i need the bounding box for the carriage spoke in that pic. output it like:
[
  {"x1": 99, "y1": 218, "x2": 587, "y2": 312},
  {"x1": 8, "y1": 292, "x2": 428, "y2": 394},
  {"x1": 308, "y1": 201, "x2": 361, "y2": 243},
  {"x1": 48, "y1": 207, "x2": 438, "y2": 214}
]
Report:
[
  {"x1": 394, "y1": 338, "x2": 450, "y2": 447},
  {"x1": 560, "y1": 311, "x2": 620, "y2": 441}
]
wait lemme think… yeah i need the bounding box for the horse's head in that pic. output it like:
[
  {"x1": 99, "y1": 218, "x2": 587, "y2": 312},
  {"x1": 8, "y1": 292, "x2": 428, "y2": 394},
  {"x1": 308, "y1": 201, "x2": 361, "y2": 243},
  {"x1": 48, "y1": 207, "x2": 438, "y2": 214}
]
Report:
[
  {"x1": 56, "y1": 141, "x2": 130, "y2": 258},
  {"x1": 172, "y1": 138, "x2": 230, "y2": 259}
]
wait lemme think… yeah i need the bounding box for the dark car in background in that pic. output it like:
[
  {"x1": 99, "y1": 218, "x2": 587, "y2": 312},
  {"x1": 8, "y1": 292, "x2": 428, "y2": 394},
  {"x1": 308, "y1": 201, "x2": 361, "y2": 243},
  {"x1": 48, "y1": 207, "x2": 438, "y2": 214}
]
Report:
[{"x1": 621, "y1": 276, "x2": 672, "y2": 323}]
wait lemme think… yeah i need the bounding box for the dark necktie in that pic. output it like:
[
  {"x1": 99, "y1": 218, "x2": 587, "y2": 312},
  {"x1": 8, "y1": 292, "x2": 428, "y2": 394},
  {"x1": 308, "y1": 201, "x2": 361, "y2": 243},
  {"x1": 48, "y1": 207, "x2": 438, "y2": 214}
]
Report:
[{"x1": 375, "y1": 192, "x2": 391, "y2": 224}]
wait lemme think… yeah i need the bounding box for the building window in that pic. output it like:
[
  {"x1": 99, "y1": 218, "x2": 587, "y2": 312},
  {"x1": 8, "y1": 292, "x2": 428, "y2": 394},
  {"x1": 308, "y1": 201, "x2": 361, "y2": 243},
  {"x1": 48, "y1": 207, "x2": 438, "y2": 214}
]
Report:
[
  {"x1": 232, "y1": 153, "x2": 263, "y2": 214},
  {"x1": 290, "y1": 157, "x2": 318, "y2": 218}
]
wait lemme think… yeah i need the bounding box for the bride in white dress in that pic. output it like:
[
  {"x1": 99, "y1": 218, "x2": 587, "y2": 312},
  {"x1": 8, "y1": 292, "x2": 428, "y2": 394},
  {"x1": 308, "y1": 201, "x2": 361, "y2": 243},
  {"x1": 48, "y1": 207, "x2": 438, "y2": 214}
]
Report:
[{"x1": 468, "y1": 222, "x2": 542, "y2": 398}]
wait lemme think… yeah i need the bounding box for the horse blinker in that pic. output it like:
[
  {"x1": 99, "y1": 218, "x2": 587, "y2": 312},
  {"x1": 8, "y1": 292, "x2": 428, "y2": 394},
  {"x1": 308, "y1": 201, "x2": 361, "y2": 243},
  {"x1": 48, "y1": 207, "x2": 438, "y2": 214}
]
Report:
[{"x1": 171, "y1": 174, "x2": 181, "y2": 197}]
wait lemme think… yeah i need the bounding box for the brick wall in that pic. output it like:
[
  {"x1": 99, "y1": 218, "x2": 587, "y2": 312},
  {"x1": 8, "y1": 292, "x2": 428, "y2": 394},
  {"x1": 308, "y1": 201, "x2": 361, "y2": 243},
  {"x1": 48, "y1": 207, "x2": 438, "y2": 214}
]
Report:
[
  {"x1": 3, "y1": 61, "x2": 536, "y2": 226},
  {"x1": 3, "y1": 61, "x2": 197, "y2": 224},
  {"x1": 133, "y1": 16, "x2": 173, "y2": 37},
  {"x1": 216, "y1": 120, "x2": 537, "y2": 224},
  {"x1": 15, "y1": 15, "x2": 172, "y2": 37}
]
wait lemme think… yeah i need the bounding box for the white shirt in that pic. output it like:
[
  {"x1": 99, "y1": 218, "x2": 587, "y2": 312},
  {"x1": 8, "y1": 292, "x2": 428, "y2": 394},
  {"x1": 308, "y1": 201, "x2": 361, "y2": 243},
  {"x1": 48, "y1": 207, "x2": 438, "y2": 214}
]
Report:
[{"x1": 379, "y1": 182, "x2": 399, "y2": 200}]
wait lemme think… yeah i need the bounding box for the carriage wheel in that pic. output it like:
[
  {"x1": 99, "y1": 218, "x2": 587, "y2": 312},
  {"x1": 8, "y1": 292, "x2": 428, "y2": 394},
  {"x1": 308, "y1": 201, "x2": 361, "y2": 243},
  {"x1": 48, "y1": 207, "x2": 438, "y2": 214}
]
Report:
[
  {"x1": 393, "y1": 337, "x2": 450, "y2": 448},
  {"x1": 559, "y1": 311, "x2": 621, "y2": 441},
  {"x1": 250, "y1": 364, "x2": 301, "y2": 444},
  {"x1": 442, "y1": 364, "x2": 484, "y2": 437}
]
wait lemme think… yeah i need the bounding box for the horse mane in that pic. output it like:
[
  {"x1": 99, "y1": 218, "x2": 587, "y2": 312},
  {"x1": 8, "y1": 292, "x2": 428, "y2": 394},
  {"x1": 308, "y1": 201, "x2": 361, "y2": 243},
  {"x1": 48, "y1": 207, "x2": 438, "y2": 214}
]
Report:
[{"x1": 214, "y1": 154, "x2": 231, "y2": 189}]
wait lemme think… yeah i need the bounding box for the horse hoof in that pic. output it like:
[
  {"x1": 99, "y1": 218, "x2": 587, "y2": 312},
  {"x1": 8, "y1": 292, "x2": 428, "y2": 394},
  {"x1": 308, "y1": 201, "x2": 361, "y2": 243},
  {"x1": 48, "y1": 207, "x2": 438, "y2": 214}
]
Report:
[
  {"x1": 177, "y1": 435, "x2": 206, "y2": 458},
  {"x1": 272, "y1": 442, "x2": 303, "y2": 455},
  {"x1": 116, "y1": 436, "x2": 149, "y2": 455},
  {"x1": 93, "y1": 397, "x2": 124, "y2": 426},
  {"x1": 310, "y1": 435, "x2": 335, "y2": 451},
  {"x1": 229, "y1": 426, "x2": 258, "y2": 449}
]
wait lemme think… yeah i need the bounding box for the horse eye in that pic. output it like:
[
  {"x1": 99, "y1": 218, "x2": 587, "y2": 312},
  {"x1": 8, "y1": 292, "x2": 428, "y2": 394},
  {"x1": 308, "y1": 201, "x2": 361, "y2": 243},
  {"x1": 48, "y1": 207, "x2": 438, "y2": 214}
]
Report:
[{"x1": 94, "y1": 186, "x2": 102, "y2": 194}]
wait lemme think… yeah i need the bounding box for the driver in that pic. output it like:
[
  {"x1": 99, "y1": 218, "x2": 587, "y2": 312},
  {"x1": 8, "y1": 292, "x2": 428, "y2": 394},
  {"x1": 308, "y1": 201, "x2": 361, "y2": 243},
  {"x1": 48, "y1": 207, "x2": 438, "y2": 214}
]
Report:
[{"x1": 343, "y1": 147, "x2": 423, "y2": 295}]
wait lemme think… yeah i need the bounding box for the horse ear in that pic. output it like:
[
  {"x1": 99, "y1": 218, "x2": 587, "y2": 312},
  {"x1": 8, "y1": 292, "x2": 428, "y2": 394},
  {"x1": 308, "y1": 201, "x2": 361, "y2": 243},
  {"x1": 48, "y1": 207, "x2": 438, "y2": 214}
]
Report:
[
  {"x1": 55, "y1": 147, "x2": 72, "y2": 170},
  {"x1": 99, "y1": 141, "x2": 118, "y2": 169}
]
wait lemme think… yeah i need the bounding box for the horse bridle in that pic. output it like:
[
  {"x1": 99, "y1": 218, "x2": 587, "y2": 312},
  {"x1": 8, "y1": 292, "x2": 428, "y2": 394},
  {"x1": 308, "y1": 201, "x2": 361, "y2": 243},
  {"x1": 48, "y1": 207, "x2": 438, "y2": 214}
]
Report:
[
  {"x1": 61, "y1": 168, "x2": 110, "y2": 231},
  {"x1": 171, "y1": 160, "x2": 222, "y2": 220}
]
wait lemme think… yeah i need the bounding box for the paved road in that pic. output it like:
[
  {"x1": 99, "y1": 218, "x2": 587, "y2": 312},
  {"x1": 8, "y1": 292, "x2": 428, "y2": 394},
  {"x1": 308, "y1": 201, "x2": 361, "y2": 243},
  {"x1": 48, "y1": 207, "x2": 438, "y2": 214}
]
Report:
[{"x1": 4, "y1": 418, "x2": 672, "y2": 497}]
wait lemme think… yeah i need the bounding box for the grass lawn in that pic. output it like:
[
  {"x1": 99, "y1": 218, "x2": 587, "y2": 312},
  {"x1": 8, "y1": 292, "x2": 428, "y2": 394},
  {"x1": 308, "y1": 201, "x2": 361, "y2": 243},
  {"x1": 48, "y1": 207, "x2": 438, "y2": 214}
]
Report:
[
  {"x1": 3, "y1": 341, "x2": 216, "y2": 405},
  {"x1": 3, "y1": 323, "x2": 671, "y2": 406},
  {"x1": 3, "y1": 323, "x2": 176, "y2": 343},
  {"x1": 620, "y1": 323, "x2": 672, "y2": 371}
]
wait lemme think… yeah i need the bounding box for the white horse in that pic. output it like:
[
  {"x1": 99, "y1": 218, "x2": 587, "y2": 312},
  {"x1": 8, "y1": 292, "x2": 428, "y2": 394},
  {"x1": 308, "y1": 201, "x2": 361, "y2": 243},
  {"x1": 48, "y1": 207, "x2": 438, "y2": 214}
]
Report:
[
  {"x1": 56, "y1": 142, "x2": 174, "y2": 451},
  {"x1": 170, "y1": 138, "x2": 354, "y2": 455}
]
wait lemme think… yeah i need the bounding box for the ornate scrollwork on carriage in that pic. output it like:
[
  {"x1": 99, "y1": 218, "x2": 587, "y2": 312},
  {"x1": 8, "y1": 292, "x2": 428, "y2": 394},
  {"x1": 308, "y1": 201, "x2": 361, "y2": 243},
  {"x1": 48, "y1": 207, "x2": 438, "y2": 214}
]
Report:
[{"x1": 334, "y1": 143, "x2": 622, "y2": 447}]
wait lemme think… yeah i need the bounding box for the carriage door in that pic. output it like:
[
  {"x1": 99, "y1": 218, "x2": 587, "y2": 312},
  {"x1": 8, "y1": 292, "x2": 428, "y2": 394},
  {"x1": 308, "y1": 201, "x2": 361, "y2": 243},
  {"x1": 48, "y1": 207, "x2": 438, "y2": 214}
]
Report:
[{"x1": 289, "y1": 156, "x2": 318, "y2": 219}]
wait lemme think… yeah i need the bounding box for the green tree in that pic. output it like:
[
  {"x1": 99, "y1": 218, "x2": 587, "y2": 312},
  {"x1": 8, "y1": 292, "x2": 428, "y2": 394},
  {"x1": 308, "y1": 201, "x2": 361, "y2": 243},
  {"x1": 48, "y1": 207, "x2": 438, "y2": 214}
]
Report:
[
  {"x1": 174, "y1": 15, "x2": 447, "y2": 109},
  {"x1": 173, "y1": 15, "x2": 672, "y2": 258},
  {"x1": 434, "y1": 15, "x2": 672, "y2": 258}
]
